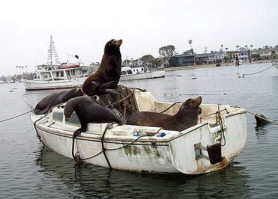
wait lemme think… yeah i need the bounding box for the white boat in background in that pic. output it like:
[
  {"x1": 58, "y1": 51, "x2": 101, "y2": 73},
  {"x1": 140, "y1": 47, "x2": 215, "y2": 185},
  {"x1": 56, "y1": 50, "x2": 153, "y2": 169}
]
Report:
[
  {"x1": 23, "y1": 64, "x2": 89, "y2": 91},
  {"x1": 23, "y1": 36, "x2": 89, "y2": 91},
  {"x1": 120, "y1": 66, "x2": 165, "y2": 81},
  {"x1": 31, "y1": 88, "x2": 247, "y2": 175}
]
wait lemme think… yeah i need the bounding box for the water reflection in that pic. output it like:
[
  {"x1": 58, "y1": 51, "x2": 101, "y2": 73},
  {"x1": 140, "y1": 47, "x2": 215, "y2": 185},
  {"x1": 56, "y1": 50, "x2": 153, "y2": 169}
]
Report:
[{"x1": 35, "y1": 146, "x2": 250, "y2": 198}]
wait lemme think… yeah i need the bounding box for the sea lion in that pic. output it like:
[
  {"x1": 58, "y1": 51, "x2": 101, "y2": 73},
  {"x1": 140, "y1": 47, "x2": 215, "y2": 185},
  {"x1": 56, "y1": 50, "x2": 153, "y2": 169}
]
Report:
[
  {"x1": 64, "y1": 96, "x2": 123, "y2": 159},
  {"x1": 82, "y1": 39, "x2": 123, "y2": 96},
  {"x1": 64, "y1": 96, "x2": 123, "y2": 127},
  {"x1": 127, "y1": 96, "x2": 202, "y2": 131},
  {"x1": 34, "y1": 88, "x2": 84, "y2": 115}
]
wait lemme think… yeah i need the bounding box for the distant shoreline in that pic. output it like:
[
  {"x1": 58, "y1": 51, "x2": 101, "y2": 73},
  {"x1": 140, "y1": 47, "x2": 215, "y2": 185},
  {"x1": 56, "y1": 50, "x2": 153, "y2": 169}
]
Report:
[{"x1": 164, "y1": 60, "x2": 272, "y2": 71}]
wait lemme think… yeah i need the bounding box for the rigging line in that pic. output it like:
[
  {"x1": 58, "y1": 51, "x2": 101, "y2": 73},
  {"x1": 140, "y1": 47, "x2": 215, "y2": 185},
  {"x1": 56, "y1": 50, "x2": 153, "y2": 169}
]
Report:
[{"x1": 0, "y1": 110, "x2": 32, "y2": 123}]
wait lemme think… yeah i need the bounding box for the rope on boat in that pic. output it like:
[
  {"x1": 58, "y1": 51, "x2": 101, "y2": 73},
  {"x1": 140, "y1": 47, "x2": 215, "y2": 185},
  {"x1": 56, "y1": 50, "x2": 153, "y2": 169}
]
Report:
[
  {"x1": 75, "y1": 124, "x2": 148, "y2": 162},
  {"x1": 106, "y1": 88, "x2": 135, "y2": 108},
  {"x1": 105, "y1": 134, "x2": 147, "y2": 151},
  {"x1": 199, "y1": 108, "x2": 229, "y2": 123},
  {"x1": 160, "y1": 102, "x2": 182, "y2": 114},
  {"x1": 101, "y1": 123, "x2": 114, "y2": 171},
  {"x1": 33, "y1": 114, "x2": 48, "y2": 144},
  {"x1": 216, "y1": 104, "x2": 226, "y2": 146}
]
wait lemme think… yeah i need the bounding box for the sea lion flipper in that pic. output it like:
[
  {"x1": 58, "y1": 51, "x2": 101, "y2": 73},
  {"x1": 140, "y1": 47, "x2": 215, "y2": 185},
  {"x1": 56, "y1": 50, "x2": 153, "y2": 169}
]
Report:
[{"x1": 97, "y1": 81, "x2": 121, "y2": 95}]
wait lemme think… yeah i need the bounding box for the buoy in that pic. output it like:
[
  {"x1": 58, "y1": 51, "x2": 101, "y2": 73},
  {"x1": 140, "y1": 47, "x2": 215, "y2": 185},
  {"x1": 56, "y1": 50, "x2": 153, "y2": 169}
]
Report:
[{"x1": 255, "y1": 114, "x2": 270, "y2": 127}]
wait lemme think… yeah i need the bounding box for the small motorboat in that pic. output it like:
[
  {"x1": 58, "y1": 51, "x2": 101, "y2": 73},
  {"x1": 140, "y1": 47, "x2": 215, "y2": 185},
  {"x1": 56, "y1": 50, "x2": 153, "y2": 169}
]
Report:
[{"x1": 31, "y1": 88, "x2": 247, "y2": 175}]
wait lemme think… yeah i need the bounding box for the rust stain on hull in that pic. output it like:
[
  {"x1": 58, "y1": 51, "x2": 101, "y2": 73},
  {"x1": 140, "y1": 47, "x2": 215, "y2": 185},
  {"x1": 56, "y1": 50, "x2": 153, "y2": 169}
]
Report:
[{"x1": 196, "y1": 156, "x2": 233, "y2": 174}]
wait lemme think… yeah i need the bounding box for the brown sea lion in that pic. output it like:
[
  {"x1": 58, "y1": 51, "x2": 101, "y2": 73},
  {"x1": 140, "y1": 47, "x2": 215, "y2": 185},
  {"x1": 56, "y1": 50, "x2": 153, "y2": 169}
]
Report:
[
  {"x1": 82, "y1": 39, "x2": 122, "y2": 96},
  {"x1": 34, "y1": 88, "x2": 84, "y2": 115},
  {"x1": 64, "y1": 96, "x2": 122, "y2": 127},
  {"x1": 64, "y1": 96, "x2": 123, "y2": 159},
  {"x1": 127, "y1": 96, "x2": 202, "y2": 131}
]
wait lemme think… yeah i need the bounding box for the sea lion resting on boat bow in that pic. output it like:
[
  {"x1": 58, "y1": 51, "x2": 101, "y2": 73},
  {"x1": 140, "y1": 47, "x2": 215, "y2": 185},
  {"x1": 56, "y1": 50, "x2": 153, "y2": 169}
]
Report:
[
  {"x1": 82, "y1": 39, "x2": 123, "y2": 96},
  {"x1": 64, "y1": 96, "x2": 123, "y2": 159},
  {"x1": 34, "y1": 88, "x2": 84, "y2": 115},
  {"x1": 127, "y1": 96, "x2": 202, "y2": 131}
]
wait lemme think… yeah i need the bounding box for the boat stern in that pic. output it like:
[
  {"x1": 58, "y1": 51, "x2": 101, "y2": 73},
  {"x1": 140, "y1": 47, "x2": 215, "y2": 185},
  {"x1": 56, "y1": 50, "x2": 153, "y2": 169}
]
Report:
[{"x1": 169, "y1": 107, "x2": 247, "y2": 175}]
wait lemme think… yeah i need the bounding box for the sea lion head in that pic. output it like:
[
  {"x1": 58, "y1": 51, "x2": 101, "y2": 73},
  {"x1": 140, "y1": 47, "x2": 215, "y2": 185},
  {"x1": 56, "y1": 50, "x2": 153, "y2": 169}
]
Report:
[
  {"x1": 183, "y1": 96, "x2": 202, "y2": 112},
  {"x1": 64, "y1": 100, "x2": 77, "y2": 121},
  {"x1": 104, "y1": 39, "x2": 123, "y2": 55},
  {"x1": 64, "y1": 107, "x2": 74, "y2": 121}
]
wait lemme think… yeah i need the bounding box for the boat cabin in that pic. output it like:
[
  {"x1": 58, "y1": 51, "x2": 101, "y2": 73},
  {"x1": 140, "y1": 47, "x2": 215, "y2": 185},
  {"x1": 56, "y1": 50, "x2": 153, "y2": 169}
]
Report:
[{"x1": 34, "y1": 65, "x2": 88, "y2": 81}]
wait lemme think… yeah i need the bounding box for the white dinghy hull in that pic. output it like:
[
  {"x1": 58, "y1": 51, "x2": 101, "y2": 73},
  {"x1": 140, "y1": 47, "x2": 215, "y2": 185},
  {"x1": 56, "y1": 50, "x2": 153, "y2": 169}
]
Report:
[{"x1": 31, "y1": 90, "x2": 247, "y2": 175}]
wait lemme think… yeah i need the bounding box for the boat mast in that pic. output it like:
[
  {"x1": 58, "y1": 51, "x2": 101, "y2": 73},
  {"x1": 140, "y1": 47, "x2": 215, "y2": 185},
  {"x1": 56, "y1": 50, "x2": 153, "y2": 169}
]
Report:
[{"x1": 47, "y1": 35, "x2": 60, "y2": 66}]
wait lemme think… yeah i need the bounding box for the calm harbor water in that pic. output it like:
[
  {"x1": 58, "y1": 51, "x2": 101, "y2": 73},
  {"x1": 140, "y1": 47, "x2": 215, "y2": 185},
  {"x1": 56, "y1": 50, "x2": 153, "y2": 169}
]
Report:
[{"x1": 0, "y1": 63, "x2": 278, "y2": 198}]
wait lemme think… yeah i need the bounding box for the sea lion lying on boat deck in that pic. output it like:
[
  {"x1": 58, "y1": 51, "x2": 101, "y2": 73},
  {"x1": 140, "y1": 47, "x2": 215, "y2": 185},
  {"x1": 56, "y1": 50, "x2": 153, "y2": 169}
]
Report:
[
  {"x1": 64, "y1": 96, "x2": 123, "y2": 159},
  {"x1": 127, "y1": 96, "x2": 202, "y2": 131},
  {"x1": 82, "y1": 39, "x2": 123, "y2": 96},
  {"x1": 34, "y1": 88, "x2": 84, "y2": 115},
  {"x1": 64, "y1": 96, "x2": 123, "y2": 127}
]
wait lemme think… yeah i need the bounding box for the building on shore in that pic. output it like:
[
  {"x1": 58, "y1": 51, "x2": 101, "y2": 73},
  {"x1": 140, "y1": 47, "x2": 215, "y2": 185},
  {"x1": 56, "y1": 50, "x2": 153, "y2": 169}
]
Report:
[
  {"x1": 168, "y1": 49, "x2": 195, "y2": 67},
  {"x1": 256, "y1": 47, "x2": 278, "y2": 60},
  {"x1": 169, "y1": 50, "x2": 227, "y2": 67}
]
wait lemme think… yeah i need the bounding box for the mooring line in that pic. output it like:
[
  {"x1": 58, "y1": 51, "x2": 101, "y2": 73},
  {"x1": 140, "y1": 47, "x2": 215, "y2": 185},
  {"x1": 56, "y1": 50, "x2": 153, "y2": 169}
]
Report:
[
  {"x1": 239, "y1": 61, "x2": 277, "y2": 78},
  {"x1": 246, "y1": 110, "x2": 278, "y2": 126},
  {"x1": 0, "y1": 110, "x2": 32, "y2": 123}
]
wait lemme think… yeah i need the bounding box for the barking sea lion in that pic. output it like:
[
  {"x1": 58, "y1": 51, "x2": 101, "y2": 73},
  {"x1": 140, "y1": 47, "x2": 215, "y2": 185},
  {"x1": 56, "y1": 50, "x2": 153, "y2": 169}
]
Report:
[{"x1": 82, "y1": 39, "x2": 122, "y2": 96}]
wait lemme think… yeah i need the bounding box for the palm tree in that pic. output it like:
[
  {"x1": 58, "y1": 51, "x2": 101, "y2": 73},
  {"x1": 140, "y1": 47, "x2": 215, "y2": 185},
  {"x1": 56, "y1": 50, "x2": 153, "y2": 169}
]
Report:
[
  {"x1": 236, "y1": 45, "x2": 239, "y2": 51},
  {"x1": 225, "y1": 47, "x2": 228, "y2": 52},
  {"x1": 221, "y1": 45, "x2": 223, "y2": 51},
  {"x1": 250, "y1": 45, "x2": 253, "y2": 50}
]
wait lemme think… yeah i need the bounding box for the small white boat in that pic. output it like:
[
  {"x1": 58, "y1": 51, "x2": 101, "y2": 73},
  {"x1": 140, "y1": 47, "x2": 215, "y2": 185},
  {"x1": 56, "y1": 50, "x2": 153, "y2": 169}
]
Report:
[
  {"x1": 24, "y1": 36, "x2": 89, "y2": 91},
  {"x1": 31, "y1": 89, "x2": 247, "y2": 175},
  {"x1": 120, "y1": 66, "x2": 165, "y2": 81}
]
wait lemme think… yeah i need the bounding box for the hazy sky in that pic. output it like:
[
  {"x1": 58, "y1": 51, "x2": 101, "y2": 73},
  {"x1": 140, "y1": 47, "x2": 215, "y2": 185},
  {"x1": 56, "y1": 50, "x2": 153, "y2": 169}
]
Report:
[{"x1": 1, "y1": 0, "x2": 278, "y2": 75}]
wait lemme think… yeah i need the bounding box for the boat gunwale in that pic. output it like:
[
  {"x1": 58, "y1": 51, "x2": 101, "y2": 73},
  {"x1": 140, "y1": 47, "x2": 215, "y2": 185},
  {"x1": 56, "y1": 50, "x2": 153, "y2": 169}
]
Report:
[
  {"x1": 35, "y1": 121, "x2": 170, "y2": 146},
  {"x1": 33, "y1": 105, "x2": 246, "y2": 144}
]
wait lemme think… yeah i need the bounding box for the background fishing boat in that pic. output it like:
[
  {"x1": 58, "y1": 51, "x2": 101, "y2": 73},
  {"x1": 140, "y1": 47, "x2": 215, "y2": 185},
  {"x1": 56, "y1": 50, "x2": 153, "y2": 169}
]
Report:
[{"x1": 23, "y1": 36, "x2": 89, "y2": 91}]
